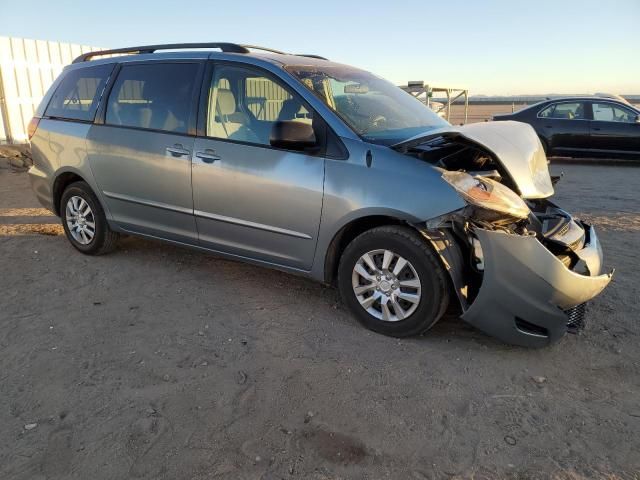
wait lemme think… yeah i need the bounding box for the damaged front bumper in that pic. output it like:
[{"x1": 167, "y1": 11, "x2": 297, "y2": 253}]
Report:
[{"x1": 424, "y1": 222, "x2": 612, "y2": 348}]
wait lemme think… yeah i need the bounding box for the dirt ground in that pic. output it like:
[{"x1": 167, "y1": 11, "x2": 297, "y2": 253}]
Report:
[{"x1": 0, "y1": 158, "x2": 639, "y2": 480}]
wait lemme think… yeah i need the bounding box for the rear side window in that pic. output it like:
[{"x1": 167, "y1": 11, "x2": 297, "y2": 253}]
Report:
[
  {"x1": 45, "y1": 64, "x2": 114, "y2": 121},
  {"x1": 106, "y1": 63, "x2": 199, "y2": 134},
  {"x1": 538, "y1": 102, "x2": 585, "y2": 120}
]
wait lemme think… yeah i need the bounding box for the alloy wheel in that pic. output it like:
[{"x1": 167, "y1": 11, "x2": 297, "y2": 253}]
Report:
[
  {"x1": 351, "y1": 249, "x2": 422, "y2": 322},
  {"x1": 65, "y1": 195, "x2": 96, "y2": 245}
]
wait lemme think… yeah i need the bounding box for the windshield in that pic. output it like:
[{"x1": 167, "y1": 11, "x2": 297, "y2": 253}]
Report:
[{"x1": 286, "y1": 64, "x2": 449, "y2": 145}]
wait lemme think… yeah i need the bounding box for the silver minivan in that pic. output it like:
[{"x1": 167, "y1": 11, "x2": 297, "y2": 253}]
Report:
[{"x1": 28, "y1": 43, "x2": 612, "y2": 347}]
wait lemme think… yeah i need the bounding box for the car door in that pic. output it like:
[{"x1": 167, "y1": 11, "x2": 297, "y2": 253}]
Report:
[
  {"x1": 589, "y1": 101, "x2": 640, "y2": 155},
  {"x1": 536, "y1": 101, "x2": 590, "y2": 154},
  {"x1": 191, "y1": 62, "x2": 325, "y2": 270},
  {"x1": 87, "y1": 61, "x2": 203, "y2": 243}
]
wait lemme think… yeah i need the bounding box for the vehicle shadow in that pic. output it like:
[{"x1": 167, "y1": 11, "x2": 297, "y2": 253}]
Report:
[
  {"x1": 0, "y1": 207, "x2": 63, "y2": 236},
  {"x1": 0, "y1": 201, "x2": 550, "y2": 353},
  {"x1": 111, "y1": 234, "x2": 511, "y2": 351}
]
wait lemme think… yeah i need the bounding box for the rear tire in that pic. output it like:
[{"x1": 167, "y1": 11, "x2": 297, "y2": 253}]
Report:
[
  {"x1": 60, "y1": 181, "x2": 119, "y2": 255},
  {"x1": 337, "y1": 226, "x2": 449, "y2": 337}
]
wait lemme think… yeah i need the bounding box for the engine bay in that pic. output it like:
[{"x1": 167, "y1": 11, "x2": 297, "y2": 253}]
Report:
[{"x1": 407, "y1": 136, "x2": 521, "y2": 193}]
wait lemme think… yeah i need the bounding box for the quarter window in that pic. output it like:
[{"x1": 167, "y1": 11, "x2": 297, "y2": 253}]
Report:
[
  {"x1": 106, "y1": 63, "x2": 199, "y2": 134},
  {"x1": 45, "y1": 64, "x2": 114, "y2": 121},
  {"x1": 538, "y1": 102, "x2": 585, "y2": 120},
  {"x1": 592, "y1": 103, "x2": 637, "y2": 123},
  {"x1": 206, "y1": 65, "x2": 313, "y2": 146}
]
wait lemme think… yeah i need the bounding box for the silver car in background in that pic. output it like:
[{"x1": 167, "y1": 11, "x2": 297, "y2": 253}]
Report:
[{"x1": 28, "y1": 43, "x2": 612, "y2": 347}]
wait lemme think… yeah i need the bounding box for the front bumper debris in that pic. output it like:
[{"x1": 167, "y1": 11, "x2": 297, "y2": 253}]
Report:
[
  {"x1": 460, "y1": 224, "x2": 612, "y2": 347},
  {"x1": 422, "y1": 221, "x2": 612, "y2": 348}
]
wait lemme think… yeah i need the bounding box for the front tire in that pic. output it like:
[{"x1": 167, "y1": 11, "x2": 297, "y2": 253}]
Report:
[
  {"x1": 60, "y1": 181, "x2": 119, "y2": 255},
  {"x1": 337, "y1": 226, "x2": 449, "y2": 337}
]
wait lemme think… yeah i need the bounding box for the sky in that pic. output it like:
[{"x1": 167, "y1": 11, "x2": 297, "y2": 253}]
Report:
[{"x1": 1, "y1": 0, "x2": 639, "y2": 95}]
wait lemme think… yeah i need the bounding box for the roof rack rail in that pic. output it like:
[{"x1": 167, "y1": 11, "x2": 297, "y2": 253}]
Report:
[
  {"x1": 72, "y1": 42, "x2": 251, "y2": 63},
  {"x1": 240, "y1": 44, "x2": 287, "y2": 55},
  {"x1": 72, "y1": 42, "x2": 329, "y2": 64},
  {"x1": 241, "y1": 47, "x2": 328, "y2": 61},
  {"x1": 297, "y1": 54, "x2": 329, "y2": 61}
]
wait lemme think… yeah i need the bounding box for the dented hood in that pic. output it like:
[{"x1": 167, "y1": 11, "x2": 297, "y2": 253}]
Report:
[{"x1": 393, "y1": 121, "x2": 554, "y2": 199}]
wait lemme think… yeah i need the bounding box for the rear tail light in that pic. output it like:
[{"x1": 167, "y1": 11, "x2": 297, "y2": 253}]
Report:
[{"x1": 27, "y1": 117, "x2": 40, "y2": 140}]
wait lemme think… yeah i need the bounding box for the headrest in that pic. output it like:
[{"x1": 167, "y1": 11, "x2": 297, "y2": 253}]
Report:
[
  {"x1": 217, "y1": 89, "x2": 236, "y2": 116},
  {"x1": 279, "y1": 98, "x2": 303, "y2": 120}
]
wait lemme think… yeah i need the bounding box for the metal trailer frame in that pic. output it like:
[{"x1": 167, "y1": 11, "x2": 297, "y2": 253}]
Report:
[{"x1": 400, "y1": 81, "x2": 469, "y2": 124}]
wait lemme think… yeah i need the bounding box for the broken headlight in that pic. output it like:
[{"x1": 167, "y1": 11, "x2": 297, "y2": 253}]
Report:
[{"x1": 442, "y1": 171, "x2": 530, "y2": 220}]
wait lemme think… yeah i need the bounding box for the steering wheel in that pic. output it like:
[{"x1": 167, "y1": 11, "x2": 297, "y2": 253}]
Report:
[{"x1": 371, "y1": 115, "x2": 387, "y2": 129}]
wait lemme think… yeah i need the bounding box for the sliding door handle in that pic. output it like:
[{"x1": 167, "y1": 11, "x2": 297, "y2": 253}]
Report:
[
  {"x1": 195, "y1": 150, "x2": 221, "y2": 163},
  {"x1": 166, "y1": 144, "x2": 191, "y2": 157}
]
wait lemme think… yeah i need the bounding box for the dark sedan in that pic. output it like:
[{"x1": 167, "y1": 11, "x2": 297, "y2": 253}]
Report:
[{"x1": 493, "y1": 97, "x2": 640, "y2": 159}]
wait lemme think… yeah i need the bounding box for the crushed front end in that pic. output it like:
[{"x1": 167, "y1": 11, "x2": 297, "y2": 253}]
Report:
[
  {"x1": 422, "y1": 199, "x2": 612, "y2": 348},
  {"x1": 396, "y1": 121, "x2": 613, "y2": 347}
]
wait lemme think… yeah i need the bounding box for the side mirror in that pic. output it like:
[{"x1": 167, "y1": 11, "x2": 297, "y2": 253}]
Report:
[
  {"x1": 270, "y1": 121, "x2": 317, "y2": 151},
  {"x1": 635, "y1": 114, "x2": 640, "y2": 124}
]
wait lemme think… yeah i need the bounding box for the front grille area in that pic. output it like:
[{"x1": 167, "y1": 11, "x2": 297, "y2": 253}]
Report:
[{"x1": 565, "y1": 303, "x2": 587, "y2": 333}]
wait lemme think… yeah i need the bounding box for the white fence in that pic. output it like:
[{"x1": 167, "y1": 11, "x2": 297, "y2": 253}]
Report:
[{"x1": 0, "y1": 37, "x2": 103, "y2": 144}]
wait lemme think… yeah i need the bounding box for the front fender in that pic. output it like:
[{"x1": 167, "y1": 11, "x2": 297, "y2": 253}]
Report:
[
  {"x1": 310, "y1": 138, "x2": 465, "y2": 281},
  {"x1": 323, "y1": 139, "x2": 466, "y2": 222}
]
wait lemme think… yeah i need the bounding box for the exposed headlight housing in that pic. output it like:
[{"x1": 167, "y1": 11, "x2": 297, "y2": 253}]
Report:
[{"x1": 442, "y1": 171, "x2": 530, "y2": 220}]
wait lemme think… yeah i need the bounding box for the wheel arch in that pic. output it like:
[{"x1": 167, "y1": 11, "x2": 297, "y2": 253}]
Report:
[
  {"x1": 322, "y1": 214, "x2": 415, "y2": 285},
  {"x1": 52, "y1": 170, "x2": 89, "y2": 216},
  {"x1": 51, "y1": 167, "x2": 108, "y2": 217}
]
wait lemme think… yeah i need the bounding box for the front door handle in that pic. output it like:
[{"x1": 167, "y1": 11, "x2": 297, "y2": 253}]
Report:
[
  {"x1": 166, "y1": 144, "x2": 190, "y2": 157},
  {"x1": 195, "y1": 150, "x2": 221, "y2": 163}
]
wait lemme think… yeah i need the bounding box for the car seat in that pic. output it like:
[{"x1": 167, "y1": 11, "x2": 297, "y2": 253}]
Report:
[{"x1": 210, "y1": 89, "x2": 260, "y2": 143}]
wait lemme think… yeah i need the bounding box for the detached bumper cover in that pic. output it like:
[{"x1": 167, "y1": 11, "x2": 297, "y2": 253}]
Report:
[{"x1": 461, "y1": 224, "x2": 612, "y2": 347}]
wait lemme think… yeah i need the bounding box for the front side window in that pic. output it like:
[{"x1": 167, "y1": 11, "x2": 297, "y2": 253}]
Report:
[
  {"x1": 286, "y1": 64, "x2": 449, "y2": 145},
  {"x1": 538, "y1": 102, "x2": 585, "y2": 120},
  {"x1": 206, "y1": 65, "x2": 313, "y2": 145},
  {"x1": 106, "y1": 63, "x2": 199, "y2": 134},
  {"x1": 45, "y1": 64, "x2": 114, "y2": 121},
  {"x1": 592, "y1": 102, "x2": 637, "y2": 123}
]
